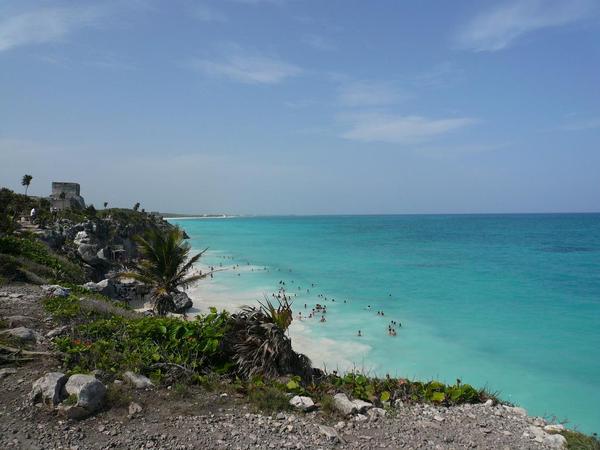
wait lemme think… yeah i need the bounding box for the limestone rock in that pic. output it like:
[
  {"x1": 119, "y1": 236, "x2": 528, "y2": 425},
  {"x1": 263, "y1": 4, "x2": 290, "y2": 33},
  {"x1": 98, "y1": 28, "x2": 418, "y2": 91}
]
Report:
[
  {"x1": 352, "y1": 399, "x2": 373, "y2": 413},
  {"x1": 123, "y1": 371, "x2": 154, "y2": 389},
  {"x1": 30, "y1": 372, "x2": 68, "y2": 406},
  {"x1": 63, "y1": 374, "x2": 106, "y2": 419},
  {"x1": 0, "y1": 326, "x2": 40, "y2": 343},
  {"x1": 289, "y1": 395, "x2": 316, "y2": 412},
  {"x1": 318, "y1": 425, "x2": 341, "y2": 443},
  {"x1": 77, "y1": 243, "x2": 102, "y2": 265},
  {"x1": 333, "y1": 393, "x2": 357, "y2": 416},
  {"x1": 545, "y1": 433, "x2": 567, "y2": 449},
  {"x1": 128, "y1": 402, "x2": 143, "y2": 418},
  {"x1": 367, "y1": 408, "x2": 386, "y2": 420},
  {"x1": 41, "y1": 285, "x2": 70, "y2": 298},
  {"x1": 504, "y1": 405, "x2": 527, "y2": 417},
  {"x1": 544, "y1": 424, "x2": 565, "y2": 433},
  {"x1": 46, "y1": 325, "x2": 69, "y2": 338},
  {"x1": 172, "y1": 290, "x2": 193, "y2": 313},
  {"x1": 0, "y1": 367, "x2": 17, "y2": 379},
  {"x1": 5, "y1": 315, "x2": 34, "y2": 327}
]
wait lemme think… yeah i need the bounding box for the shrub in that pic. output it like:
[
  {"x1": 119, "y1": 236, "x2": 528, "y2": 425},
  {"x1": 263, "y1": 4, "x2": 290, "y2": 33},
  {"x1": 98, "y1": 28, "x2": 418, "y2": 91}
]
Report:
[
  {"x1": 53, "y1": 308, "x2": 230, "y2": 378},
  {"x1": 0, "y1": 236, "x2": 84, "y2": 283}
]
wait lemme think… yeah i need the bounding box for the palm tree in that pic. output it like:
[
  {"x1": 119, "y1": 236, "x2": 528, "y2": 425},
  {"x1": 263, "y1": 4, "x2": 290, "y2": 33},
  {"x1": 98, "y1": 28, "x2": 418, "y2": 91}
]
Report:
[
  {"x1": 133, "y1": 202, "x2": 140, "y2": 211},
  {"x1": 59, "y1": 192, "x2": 66, "y2": 210},
  {"x1": 21, "y1": 175, "x2": 33, "y2": 195},
  {"x1": 224, "y1": 297, "x2": 313, "y2": 381},
  {"x1": 119, "y1": 228, "x2": 209, "y2": 315}
]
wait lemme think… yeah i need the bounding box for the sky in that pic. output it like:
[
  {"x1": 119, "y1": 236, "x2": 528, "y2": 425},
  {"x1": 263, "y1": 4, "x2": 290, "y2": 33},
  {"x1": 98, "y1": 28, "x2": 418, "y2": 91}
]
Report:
[{"x1": 1, "y1": 0, "x2": 599, "y2": 215}]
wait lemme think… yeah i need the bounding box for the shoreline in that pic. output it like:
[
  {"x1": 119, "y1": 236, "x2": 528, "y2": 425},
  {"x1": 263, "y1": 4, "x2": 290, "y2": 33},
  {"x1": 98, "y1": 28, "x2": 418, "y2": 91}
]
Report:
[{"x1": 184, "y1": 265, "x2": 373, "y2": 372}]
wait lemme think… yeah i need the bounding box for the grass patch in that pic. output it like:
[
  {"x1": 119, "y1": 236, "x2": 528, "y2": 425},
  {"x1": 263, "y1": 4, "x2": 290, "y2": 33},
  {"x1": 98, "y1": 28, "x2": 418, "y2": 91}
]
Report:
[
  {"x1": 319, "y1": 394, "x2": 336, "y2": 416},
  {"x1": 42, "y1": 291, "x2": 134, "y2": 323},
  {"x1": 563, "y1": 431, "x2": 600, "y2": 450},
  {"x1": 106, "y1": 383, "x2": 133, "y2": 409},
  {"x1": 43, "y1": 295, "x2": 82, "y2": 320},
  {"x1": 247, "y1": 385, "x2": 291, "y2": 413}
]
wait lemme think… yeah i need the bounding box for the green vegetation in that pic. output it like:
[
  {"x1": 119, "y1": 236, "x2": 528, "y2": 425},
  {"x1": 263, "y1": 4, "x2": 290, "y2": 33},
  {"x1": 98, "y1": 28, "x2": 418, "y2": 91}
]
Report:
[
  {"x1": 53, "y1": 308, "x2": 230, "y2": 378},
  {"x1": 105, "y1": 383, "x2": 133, "y2": 409},
  {"x1": 247, "y1": 382, "x2": 292, "y2": 413},
  {"x1": 21, "y1": 174, "x2": 33, "y2": 195},
  {"x1": 562, "y1": 431, "x2": 600, "y2": 450},
  {"x1": 226, "y1": 298, "x2": 312, "y2": 381},
  {"x1": 119, "y1": 228, "x2": 208, "y2": 315},
  {"x1": 0, "y1": 235, "x2": 85, "y2": 284}
]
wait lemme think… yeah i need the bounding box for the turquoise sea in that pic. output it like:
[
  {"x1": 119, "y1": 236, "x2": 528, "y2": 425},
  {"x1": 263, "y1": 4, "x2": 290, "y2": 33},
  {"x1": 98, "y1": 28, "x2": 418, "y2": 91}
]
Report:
[{"x1": 169, "y1": 214, "x2": 600, "y2": 434}]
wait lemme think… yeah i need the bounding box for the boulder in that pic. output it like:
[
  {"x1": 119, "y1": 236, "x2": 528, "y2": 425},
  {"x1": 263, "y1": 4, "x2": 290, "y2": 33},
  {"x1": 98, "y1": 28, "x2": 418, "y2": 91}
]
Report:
[
  {"x1": 46, "y1": 325, "x2": 69, "y2": 338},
  {"x1": 41, "y1": 285, "x2": 70, "y2": 298},
  {"x1": 62, "y1": 374, "x2": 106, "y2": 419},
  {"x1": 544, "y1": 424, "x2": 565, "y2": 433},
  {"x1": 30, "y1": 372, "x2": 68, "y2": 406},
  {"x1": 545, "y1": 433, "x2": 567, "y2": 449},
  {"x1": 352, "y1": 399, "x2": 373, "y2": 413},
  {"x1": 5, "y1": 315, "x2": 34, "y2": 327},
  {"x1": 367, "y1": 407, "x2": 386, "y2": 420},
  {"x1": 0, "y1": 327, "x2": 40, "y2": 343},
  {"x1": 289, "y1": 395, "x2": 316, "y2": 412},
  {"x1": 123, "y1": 371, "x2": 154, "y2": 389},
  {"x1": 172, "y1": 291, "x2": 193, "y2": 313},
  {"x1": 83, "y1": 279, "x2": 117, "y2": 298},
  {"x1": 74, "y1": 231, "x2": 90, "y2": 246},
  {"x1": 333, "y1": 393, "x2": 357, "y2": 416},
  {"x1": 77, "y1": 243, "x2": 102, "y2": 265}
]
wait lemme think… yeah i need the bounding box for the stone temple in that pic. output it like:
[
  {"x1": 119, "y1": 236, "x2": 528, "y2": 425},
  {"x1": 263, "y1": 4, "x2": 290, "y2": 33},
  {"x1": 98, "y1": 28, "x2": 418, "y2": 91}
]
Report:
[{"x1": 49, "y1": 182, "x2": 86, "y2": 210}]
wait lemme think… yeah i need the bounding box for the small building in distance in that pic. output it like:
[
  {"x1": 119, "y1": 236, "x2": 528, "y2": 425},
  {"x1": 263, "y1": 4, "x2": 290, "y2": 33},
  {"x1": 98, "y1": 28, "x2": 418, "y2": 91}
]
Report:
[{"x1": 49, "y1": 182, "x2": 86, "y2": 210}]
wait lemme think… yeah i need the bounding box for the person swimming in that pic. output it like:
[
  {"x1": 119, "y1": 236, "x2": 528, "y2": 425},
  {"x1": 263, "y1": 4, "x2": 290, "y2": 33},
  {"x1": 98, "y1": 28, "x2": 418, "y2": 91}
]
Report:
[
  {"x1": 357, "y1": 330, "x2": 362, "y2": 337},
  {"x1": 320, "y1": 315, "x2": 326, "y2": 322}
]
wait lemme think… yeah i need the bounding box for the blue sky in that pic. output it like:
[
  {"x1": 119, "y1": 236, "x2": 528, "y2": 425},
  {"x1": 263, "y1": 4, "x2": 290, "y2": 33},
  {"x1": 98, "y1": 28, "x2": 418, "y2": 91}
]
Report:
[{"x1": 1, "y1": 0, "x2": 599, "y2": 214}]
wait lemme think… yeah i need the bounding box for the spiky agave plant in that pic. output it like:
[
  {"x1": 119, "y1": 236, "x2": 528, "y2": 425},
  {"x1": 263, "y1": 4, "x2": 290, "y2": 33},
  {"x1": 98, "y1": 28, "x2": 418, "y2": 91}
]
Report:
[
  {"x1": 119, "y1": 228, "x2": 209, "y2": 315},
  {"x1": 225, "y1": 297, "x2": 312, "y2": 381}
]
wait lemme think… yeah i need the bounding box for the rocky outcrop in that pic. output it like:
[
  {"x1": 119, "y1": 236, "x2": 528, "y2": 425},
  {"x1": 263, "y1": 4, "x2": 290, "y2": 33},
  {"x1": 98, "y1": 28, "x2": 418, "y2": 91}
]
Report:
[
  {"x1": 172, "y1": 290, "x2": 193, "y2": 313},
  {"x1": 83, "y1": 278, "x2": 152, "y2": 304},
  {"x1": 39, "y1": 214, "x2": 185, "y2": 281}
]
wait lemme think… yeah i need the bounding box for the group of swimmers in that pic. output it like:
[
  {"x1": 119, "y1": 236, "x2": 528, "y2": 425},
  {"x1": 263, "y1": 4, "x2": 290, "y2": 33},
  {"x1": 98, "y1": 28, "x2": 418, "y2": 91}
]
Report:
[{"x1": 210, "y1": 255, "x2": 405, "y2": 338}]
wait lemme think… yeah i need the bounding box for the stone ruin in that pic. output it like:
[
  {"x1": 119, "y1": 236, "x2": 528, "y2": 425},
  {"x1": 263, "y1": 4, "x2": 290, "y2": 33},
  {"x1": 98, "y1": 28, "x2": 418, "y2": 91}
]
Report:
[{"x1": 49, "y1": 182, "x2": 86, "y2": 210}]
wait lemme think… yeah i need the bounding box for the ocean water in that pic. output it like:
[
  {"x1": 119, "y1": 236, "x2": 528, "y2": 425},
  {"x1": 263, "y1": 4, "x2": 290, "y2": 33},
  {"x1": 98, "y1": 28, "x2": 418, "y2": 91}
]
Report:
[{"x1": 169, "y1": 214, "x2": 600, "y2": 434}]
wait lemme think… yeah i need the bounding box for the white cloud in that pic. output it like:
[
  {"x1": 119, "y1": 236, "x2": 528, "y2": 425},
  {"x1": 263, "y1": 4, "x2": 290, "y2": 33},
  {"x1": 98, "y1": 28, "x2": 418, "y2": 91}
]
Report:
[
  {"x1": 456, "y1": 0, "x2": 595, "y2": 52},
  {"x1": 301, "y1": 34, "x2": 336, "y2": 51},
  {"x1": 338, "y1": 81, "x2": 406, "y2": 107},
  {"x1": 340, "y1": 113, "x2": 478, "y2": 144},
  {"x1": 190, "y1": 49, "x2": 302, "y2": 84},
  {"x1": 0, "y1": 5, "x2": 105, "y2": 52},
  {"x1": 560, "y1": 117, "x2": 600, "y2": 131}
]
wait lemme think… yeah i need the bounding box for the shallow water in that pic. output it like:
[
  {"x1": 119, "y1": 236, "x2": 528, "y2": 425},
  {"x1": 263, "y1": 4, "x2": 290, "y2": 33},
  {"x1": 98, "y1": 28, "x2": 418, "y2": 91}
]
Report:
[{"x1": 169, "y1": 214, "x2": 600, "y2": 434}]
